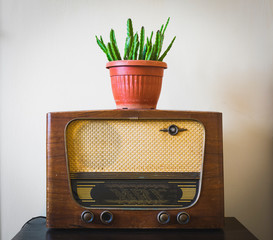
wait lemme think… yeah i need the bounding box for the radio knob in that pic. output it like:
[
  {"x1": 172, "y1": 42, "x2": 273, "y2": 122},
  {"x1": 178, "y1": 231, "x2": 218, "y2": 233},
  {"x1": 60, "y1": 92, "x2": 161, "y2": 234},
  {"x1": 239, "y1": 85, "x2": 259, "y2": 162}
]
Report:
[
  {"x1": 157, "y1": 211, "x2": 170, "y2": 224},
  {"x1": 177, "y1": 212, "x2": 190, "y2": 224},
  {"x1": 100, "y1": 211, "x2": 113, "y2": 224},
  {"x1": 81, "y1": 211, "x2": 94, "y2": 223},
  {"x1": 160, "y1": 125, "x2": 187, "y2": 136},
  {"x1": 169, "y1": 125, "x2": 179, "y2": 135}
]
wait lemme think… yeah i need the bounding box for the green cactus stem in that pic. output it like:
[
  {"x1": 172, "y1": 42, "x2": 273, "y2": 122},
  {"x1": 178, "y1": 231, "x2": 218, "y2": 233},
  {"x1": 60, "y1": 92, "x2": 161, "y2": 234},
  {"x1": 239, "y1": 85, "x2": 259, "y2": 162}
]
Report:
[
  {"x1": 158, "y1": 36, "x2": 176, "y2": 61},
  {"x1": 95, "y1": 17, "x2": 175, "y2": 62}
]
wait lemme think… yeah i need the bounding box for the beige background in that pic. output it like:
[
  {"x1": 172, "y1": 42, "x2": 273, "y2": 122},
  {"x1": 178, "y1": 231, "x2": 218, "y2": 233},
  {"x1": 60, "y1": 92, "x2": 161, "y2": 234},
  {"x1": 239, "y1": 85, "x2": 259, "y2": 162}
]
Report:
[{"x1": 0, "y1": 0, "x2": 272, "y2": 239}]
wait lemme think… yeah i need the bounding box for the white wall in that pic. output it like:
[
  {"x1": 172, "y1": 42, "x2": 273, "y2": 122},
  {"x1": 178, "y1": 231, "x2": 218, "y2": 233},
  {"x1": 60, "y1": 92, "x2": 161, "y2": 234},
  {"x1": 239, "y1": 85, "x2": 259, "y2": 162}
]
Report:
[{"x1": 0, "y1": 0, "x2": 272, "y2": 239}]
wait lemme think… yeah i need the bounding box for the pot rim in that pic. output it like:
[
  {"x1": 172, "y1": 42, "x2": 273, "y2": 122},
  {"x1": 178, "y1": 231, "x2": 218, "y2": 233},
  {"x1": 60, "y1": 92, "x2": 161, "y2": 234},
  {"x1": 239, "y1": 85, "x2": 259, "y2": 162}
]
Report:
[{"x1": 106, "y1": 60, "x2": 167, "y2": 69}]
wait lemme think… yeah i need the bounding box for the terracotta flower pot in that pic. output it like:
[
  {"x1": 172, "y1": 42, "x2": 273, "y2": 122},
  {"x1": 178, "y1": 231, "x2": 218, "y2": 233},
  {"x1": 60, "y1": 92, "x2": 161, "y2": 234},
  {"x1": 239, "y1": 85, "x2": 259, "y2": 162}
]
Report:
[{"x1": 106, "y1": 60, "x2": 167, "y2": 109}]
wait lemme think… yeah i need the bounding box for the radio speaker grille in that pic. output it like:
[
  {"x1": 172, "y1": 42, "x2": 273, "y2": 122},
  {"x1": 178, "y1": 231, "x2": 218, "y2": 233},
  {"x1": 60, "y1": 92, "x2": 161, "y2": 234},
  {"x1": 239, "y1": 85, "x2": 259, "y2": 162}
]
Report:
[{"x1": 66, "y1": 120, "x2": 205, "y2": 173}]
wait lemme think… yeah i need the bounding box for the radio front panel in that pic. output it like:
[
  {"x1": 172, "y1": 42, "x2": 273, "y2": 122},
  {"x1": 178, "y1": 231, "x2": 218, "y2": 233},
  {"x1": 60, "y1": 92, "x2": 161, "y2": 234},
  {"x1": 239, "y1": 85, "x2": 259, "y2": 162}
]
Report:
[
  {"x1": 47, "y1": 110, "x2": 224, "y2": 229},
  {"x1": 65, "y1": 119, "x2": 205, "y2": 209}
]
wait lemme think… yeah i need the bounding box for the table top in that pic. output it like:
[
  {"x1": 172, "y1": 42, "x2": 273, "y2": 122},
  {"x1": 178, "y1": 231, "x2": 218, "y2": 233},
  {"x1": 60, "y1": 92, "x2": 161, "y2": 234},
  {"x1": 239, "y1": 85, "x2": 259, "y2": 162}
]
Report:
[{"x1": 12, "y1": 217, "x2": 258, "y2": 240}]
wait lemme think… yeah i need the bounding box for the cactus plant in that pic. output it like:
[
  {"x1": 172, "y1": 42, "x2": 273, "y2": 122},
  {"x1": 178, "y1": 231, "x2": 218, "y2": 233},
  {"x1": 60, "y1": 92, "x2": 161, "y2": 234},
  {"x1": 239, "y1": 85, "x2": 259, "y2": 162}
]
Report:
[{"x1": 96, "y1": 18, "x2": 176, "y2": 62}]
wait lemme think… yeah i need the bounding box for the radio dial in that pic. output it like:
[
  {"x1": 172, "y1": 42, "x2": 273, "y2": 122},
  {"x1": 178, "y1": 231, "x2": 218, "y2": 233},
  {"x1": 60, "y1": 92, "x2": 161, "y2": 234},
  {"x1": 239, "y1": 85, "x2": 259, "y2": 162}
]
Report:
[
  {"x1": 100, "y1": 211, "x2": 113, "y2": 224},
  {"x1": 157, "y1": 211, "x2": 170, "y2": 224},
  {"x1": 177, "y1": 212, "x2": 190, "y2": 224},
  {"x1": 81, "y1": 211, "x2": 94, "y2": 223}
]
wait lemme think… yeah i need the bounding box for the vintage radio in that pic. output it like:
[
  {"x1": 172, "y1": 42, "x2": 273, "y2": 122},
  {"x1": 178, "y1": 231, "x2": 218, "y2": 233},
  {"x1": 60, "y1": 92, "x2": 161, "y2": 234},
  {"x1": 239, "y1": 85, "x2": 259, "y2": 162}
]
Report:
[{"x1": 46, "y1": 110, "x2": 224, "y2": 228}]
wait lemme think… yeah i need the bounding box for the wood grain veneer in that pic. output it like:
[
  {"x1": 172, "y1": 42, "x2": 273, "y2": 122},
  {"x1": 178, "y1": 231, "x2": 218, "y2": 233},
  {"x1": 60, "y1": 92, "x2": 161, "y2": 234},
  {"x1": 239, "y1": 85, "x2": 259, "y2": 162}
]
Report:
[{"x1": 46, "y1": 110, "x2": 224, "y2": 229}]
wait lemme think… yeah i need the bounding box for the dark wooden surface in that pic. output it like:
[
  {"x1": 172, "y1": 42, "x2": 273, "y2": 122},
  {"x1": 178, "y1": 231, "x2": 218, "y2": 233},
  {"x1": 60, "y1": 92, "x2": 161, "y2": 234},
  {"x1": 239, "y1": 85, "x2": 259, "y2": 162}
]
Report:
[
  {"x1": 12, "y1": 217, "x2": 258, "y2": 240},
  {"x1": 47, "y1": 110, "x2": 224, "y2": 228}
]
